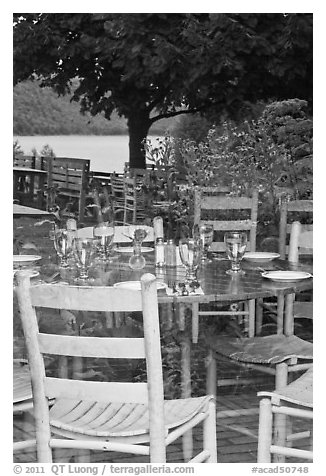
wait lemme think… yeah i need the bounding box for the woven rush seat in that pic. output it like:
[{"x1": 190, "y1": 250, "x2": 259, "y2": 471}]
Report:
[
  {"x1": 258, "y1": 367, "x2": 313, "y2": 408},
  {"x1": 208, "y1": 334, "x2": 313, "y2": 365},
  {"x1": 49, "y1": 396, "x2": 212, "y2": 438}
]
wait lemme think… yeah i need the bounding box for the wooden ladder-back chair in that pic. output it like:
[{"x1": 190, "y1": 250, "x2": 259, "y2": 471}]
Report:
[
  {"x1": 279, "y1": 198, "x2": 313, "y2": 260},
  {"x1": 46, "y1": 157, "x2": 90, "y2": 224},
  {"x1": 288, "y1": 222, "x2": 313, "y2": 324},
  {"x1": 191, "y1": 187, "x2": 259, "y2": 347},
  {"x1": 110, "y1": 173, "x2": 126, "y2": 224},
  {"x1": 13, "y1": 155, "x2": 47, "y2": 208},
  {"x1": 257, "y1": 366, "x2": 313, "y2": 463},
  {"x1": 194, "y1": 187, "x2": 259, "y2": 253},
  {"x1": 123, "y1": 176, "x2": 146, "y2": 225},
  {"x1": 205, "y1": 288, "x2": 313, "y2": 397},
  {"x1": 16, "y1": 271, "x2": 217, "y2": 463},
  {"x1": 261, "y1": 199, "x2": 313, "y2": 334}
]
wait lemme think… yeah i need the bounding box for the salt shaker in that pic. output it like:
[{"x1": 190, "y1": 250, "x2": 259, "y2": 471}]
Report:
[
  {"x1": 153, "y1": 216, "x2": 164, "y2": 242},
  {"x1": 155, "y1": 237, "x2": 165, "y2": 267},
  {"x1": 165, "y1": 239, "x2": 176, "y2": 267}
]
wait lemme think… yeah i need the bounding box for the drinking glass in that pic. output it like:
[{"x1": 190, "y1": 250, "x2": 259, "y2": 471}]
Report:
[
  {"x1": 179, "y1": 238, "x2": 202, "y2": 282},
  {"x1": 199, "y1": 224, "x2": 214, "y2": 261},
  {"x1": 53, "y1": 228, "x2": 73, "y2": 268},
  {"x1": 224, "y1": 231, "x2": 248, "y2": 275},
  {"x1": 73, "y1": 237, "x2": 99, "y2": 281},
  {"x1": 93, "y1": 221, "x2": 115, "y2": 261}
]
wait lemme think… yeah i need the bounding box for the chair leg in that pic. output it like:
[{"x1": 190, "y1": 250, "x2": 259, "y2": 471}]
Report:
[
  {"x1": 203, "y1": 399, "x2": 217, "y2": 462},
  {"x1": 206, "y1": 349, "x2": 217, "y2": 396},
  {"x1": 274, "y1": 363, "x2": 288, "y2": 463},
  {"x1": 257, "y1": 398, "x2": 273, "y2": 463},
  {"x1": 255, "y1": 299, "x2": 263, "y2": 335},
  {"x1": 180, "y1": 335, "x2": 193, "y2": 461}
]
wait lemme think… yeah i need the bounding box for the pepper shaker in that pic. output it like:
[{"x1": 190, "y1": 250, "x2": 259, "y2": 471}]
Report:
[
  {"x1": 155, "y1": 237, "x2": 165, "y2": 267},
  {"x1": 165, "y1": 239, "x2": 176, "y2": 267}
]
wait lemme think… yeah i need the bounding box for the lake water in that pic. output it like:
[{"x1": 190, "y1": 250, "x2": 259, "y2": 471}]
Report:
[{"x1": 13, "y1": 135, "x2": 162, "y2": 173}]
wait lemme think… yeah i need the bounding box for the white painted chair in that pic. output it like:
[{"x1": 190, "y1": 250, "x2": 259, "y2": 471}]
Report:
[
  {"x1": 288, "y1": 222, "x2": 313, "y2": 322},
  {"x1": 262, "y1": 221, "x2": 313, "y2": 327},
  {"x1": 257, "y1": 366, "x2": 313, "y2": 463},
  {"x1": 205, "y1": 224, "x2": 313, "y2": 395},
  {"x1": 15, "y1": 271, "x2": 217, "y2": 463}
]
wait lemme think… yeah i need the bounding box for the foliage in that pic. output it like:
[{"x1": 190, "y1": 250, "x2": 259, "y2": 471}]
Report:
[
  {"x1": 261, "y1": 99, "x2": 313, "y2": 199},
  {"x1": 143, "y1": 99, "x2": 312, "y2": 243},
  {"x1": 172, "y1": 113, "x2": 212, "y2": 143},
  {"x1": 13, "y1": 139, "x2": 24, "y2": 157},
  {"x1": 14, "y1": 13, "x2": 312, "y2": 168}
]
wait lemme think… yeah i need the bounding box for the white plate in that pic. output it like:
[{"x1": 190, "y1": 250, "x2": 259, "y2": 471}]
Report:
[
  {"x1": 116, "y1": 247, "x2": 154, "y2": 254},
  {"x1": 13, "y1": 255, "x2": 42, "y2": 264},
  {"x1": 262, "y1": 271, "x2": 312, "y2": 282},
  {"x1": 113, "y1": 281, "x2": 167, "y2": 291},
  {"x1": 13, "y1": 270, "x2": 40, "y2": 279},
  {"x1": 244, "y1": 252, "x2": 280, "y2": 262}
]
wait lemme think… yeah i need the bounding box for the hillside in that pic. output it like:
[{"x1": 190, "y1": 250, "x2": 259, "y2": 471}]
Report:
[{"x1": 13, "y1": 80, "x2": 177, "y2": 136}]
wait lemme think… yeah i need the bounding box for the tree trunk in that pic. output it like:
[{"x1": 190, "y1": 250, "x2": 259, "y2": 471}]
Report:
[{"x1": 127, "y1": 112, "x2": 151, "y2": 169}]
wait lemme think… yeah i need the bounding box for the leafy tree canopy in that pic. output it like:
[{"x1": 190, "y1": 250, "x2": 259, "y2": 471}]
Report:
[{"x1": 13, "y1": 13, "x2": 312, "y2": 168}]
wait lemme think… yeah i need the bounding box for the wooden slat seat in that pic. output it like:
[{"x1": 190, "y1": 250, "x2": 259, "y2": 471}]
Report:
[
  {"x1": 207, "y1": 334, "x2": 313, "y2": 365},
  {"x1": 49, "y1": 396, "x2": 211, "y2": 438}
]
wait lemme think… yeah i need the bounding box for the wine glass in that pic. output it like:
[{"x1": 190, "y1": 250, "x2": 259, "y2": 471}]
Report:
[
  {"x1": 93, "y1": 221, "x2": 115, "y2": 261},
  {"x1": 224, "y1": 231, "x2": 248, "y2": 275},
  {"x1": 73, "y1": 237, "x2": 99, "y2": 281},
  {"x1": 179, "y1": 238, "x2": 202, "y2": 282},
  {"x1": 199, "y1": 224, "x2": 214, "y2": 261},
  {"x1": 53, "y1": 228, "x2": 73, "y2": 268}
]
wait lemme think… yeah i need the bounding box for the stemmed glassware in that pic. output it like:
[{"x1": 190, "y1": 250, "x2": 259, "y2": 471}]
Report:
[
  {"x1": 179, "y1": 237, "x2": 202, "y2": 282},
  {"x1": 93, "y1": 221, "x2": 115, "y2": 261},
  {"x1": 224, "y1": 231, "x2": 248, "y2": 275},
  {"x1": 53, "y1": 227, "x2": 74, "y2": 268},
  {"x1": 128, "y1": 226, "x2": 148, "y2": 270},
  {"x1": 199, "y1": 224, "x2": 214, "y2": 261},
  {"x1": 73, "y1": 237, "x2": 99, "y2": 281}
]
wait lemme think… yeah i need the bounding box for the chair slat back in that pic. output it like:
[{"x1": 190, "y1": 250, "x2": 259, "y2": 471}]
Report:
[
  {"x1": 47, "y1": 157, "x2": 90, "y2": 192},
  {"x1": 16, "y1": 272, "x2": 164, "y2": 407},
  {"x1": 279, "y1": 199, "x2": 313, "y2": 259},
  {"x1": 38, "y1": 334, "x2": 146, "y2": 359},
  {"x1": 288, "y1": 221, "x2": 313, "y2": 263},
  {"x1": 13, "y1": 155, "x2": 36, "y2": 168},
  {"x1": 194, "y1": 187, "x2": 259, "y2": 252},
  {"x1": 45, "y1": 378, "x2": 148, "y2": 403}
]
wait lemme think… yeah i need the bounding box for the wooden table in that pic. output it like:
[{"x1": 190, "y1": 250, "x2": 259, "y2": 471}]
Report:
[
  {"x1": 13, "y1": 167, "x2": 47, "y2": 208},
  {"x1": 31, "y1": 253, "x2": 313, "y2": 355},
  {"x1": 14, "y1": 253, "x2": 312, "y2": 459}
]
